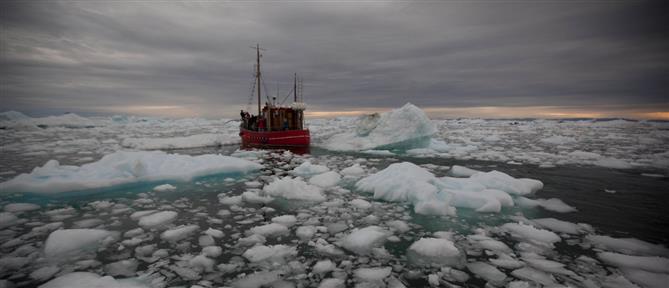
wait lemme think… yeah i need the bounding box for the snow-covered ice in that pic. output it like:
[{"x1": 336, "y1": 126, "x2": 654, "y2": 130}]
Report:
[{"x1": 0, "y1": 150, "x2": 262, "y2": 194}]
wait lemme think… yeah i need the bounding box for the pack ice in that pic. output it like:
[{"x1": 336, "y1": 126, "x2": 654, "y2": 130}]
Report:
[
  {"x1": 0, "y1": 150, "x2": 262, "y2": 194},
  {"x1": 321, "y1": 103, "x2": 436, "y2": 151},
  {"x1": 356, "y1": 162, "x2": 543, "y2": 215}
]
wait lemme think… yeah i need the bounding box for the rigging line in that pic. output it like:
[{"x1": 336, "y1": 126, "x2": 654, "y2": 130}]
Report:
[
  {"x1": 246, "y1": 78, "x2": 256, "y2": 112},
  {"x1": 261, "y1": 75, "x2": 272, "y2": 105},
  {"x1": 279, "y1": 86, "x2": 295, "y2": 106}
]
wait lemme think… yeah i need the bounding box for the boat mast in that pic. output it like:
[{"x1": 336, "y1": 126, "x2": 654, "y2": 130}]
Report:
[
  {"x1": 256, "y1": 44, "x2": 261, "y2": 116},
  {"x1": 294, "y1": 73, "x2": 297, "y2": 102}
]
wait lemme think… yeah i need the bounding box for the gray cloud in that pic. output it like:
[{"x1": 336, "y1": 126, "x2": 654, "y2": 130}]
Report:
[{"x1": 1, "y1": 1, "x2": 667, "y2": 117}]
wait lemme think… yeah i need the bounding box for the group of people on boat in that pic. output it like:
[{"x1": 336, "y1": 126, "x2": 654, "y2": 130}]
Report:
[{"x1": 240, "y1": 105, "x2": 290, "y2": 131}]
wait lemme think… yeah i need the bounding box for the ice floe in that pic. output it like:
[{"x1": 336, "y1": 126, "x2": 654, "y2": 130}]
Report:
[
  {"x1": 0, "y1": 150, "x2": 262, "y2": 194},
  {"x1": 321, "y1": 103, "x2": 436, "y2": 151}
]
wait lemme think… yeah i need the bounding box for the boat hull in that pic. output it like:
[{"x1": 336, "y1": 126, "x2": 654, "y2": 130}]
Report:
[{"x1": 240, "y1": 128, "x2": 310, "y2": 147}]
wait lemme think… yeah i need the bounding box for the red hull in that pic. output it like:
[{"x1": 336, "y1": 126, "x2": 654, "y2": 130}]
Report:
[{"x1": 240, "y1": 128, "x2": 310, "y2": 147}]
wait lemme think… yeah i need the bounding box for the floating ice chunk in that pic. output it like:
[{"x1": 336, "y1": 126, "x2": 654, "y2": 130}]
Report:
[
  {"x1": 242, "y1": 191, "x2": 274, "y2": 204},
  {"x1": 469, "y1": 171, "x2": 543, "y2": 196},
  {"x1": 263, "y1": 177, "x2": 326, "y2": 202},
  {"x1": 4, "y1": 203, "x2": 40, "y2": 213},
  {"x1": 568, "y1": 150, "x2": 602, "y2": 159},
  {"x1": 449, "y1": 165, "x2": 481, "y2": 177},
  {"x1": 595, "y1": 157, "x2": 633, "y2": 169},
  {"x1": 44, "y1": 229, "x2": 116, "y2": 258},
  {"x1": 322, "y1": 103, "x2": 436, "y2": 151},
  {"x1": 138, "y1": 211, "x2": 178, "y2": 229},
  {"x1": 104, "y1": 259, "x2": 139, "y2": 277},
  {"x1": 238, "y1": 234, "x2": 267, "y2": 246},
  {"x1": 202, "y1": 246, "x2": 222, "y2": 257},
  {"x1": 250, "y1": 223, "x2": 289, "y2": 237},
  {"x1": 350, "y1": 199, "x2": 372, "y2": 209},
  {"x1": 467, "y1": 262, "x2": 506, "y2": 284},
  {"x1": 511, "y1": 267, "x2": 555, "y2": 286},
  {"x1": 189, "y1": 254, "x2": 215, "y2": 272},
  {"x1": 160, "y1": 225, "x2": 199, "y2": 242},
  {"x1": 153, "y1": 184, "x2": 176, "y2": 192},
  {"x1": 296, "y1": 225, "x2": 317, "y2": 240},
  {"x1": 231, "y1": 270, "x2": 282, "y2": 288},
  {"x1": 219, "y1": 195, "x2": 243, "y2": 205},
  {"x1": 312, "y1": 260, "x2": 336, "y2": 274},
  {"x1": 341, "y1": 164, "x2": 365, "y2": 176},
  {"x1": 122, "y1": 133, "x2": 237, "y2": 150},
  {"x1": 341, "y1": 226, "x2": 388, "y2": 255},
  {"x1": 309, "y1": 171, "x2": 341, "y2": 188},
  {"x1": 597, "y1": 252, "x2": 669, "y2": 274},
  {"x1": 0, "y1": 212, "x2": 18, "y2": 229},
  {"x1": 619, "y1": 269, "x2": 669, "y2": 288},
  {"x1": 532, "y1": 218, "x2": 584, "y2": 234},
  {"x1": 73, "y1": 218, "x2": 104, "y2": 229},
  {"x1": 292, "y1": 161, "x2": 329, "y2": 176},
  {"x1": 501, "y1": 222, "x2": 561, "y2": 248},
  {"x1": 518, "y1": 197, "x2": 576, "y2": 213},
  {"x1": 534, "y1": 198, "x2": 576, "y2": 213},
  {"x1": 39, "y1": 272, "x2": 149, "y2": 288},
  {"x1": 130, "y1": 210, "x2": 156, "y2": 221},
  {"x1": 587, "y1": 235, "x2": 669, "y2": 256},
  {"x1": 361, "y1": 150, "x2": 396, "y2": 156},
  {"x1": 356, "y1": 162, "x2": 439, "y2": 203},
  {"x1": 0, "y1": 151, "x2": 262, "y2": 194},
  {"x1": 354, "y1": 267, "x2": 392, "y2": 282},
  {"x1": 414, "y1": 200, "x2": 456, "y2": 216},
  {"x1": 540, "y1": 135, "x2": 576, "y2": 145},
  {"x1": 523, "y1": 258, "x2": 575, "y2": 276},
  {"x1": 318, "y1": 278, "x2": 345, "y2": 288},
  {"x1": 387, "y1": 220, "x2": 411, "y2": 233},
  {"x1": 489, "y1": 253, "x2": 525, "y2": 269},
  {"x1": 271, "y1": 215, "x2": 297, "y2": 227},
  {"x1": 30, "y1": 266, "x2": 60, "y2": 281},
  {"x1": 407, "y1": 237, "x2": 463, "y2": 267},
  {"x1": 204, "y1": 228, "x2": 225, "y2": 238},
  {"x1": 242, "y1": 244, "x2": 297, "y2": 263}
]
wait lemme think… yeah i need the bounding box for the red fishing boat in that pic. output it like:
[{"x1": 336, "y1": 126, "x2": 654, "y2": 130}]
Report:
[{"x1": 239, "y1": 45, "x2": 310, "y2": 148}]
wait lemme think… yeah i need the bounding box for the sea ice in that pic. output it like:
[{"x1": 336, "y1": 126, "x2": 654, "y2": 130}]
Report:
[
  {"x1": 242, "y1": 244, "x2": 297, "y2": 263},
  {"x1": 308, "y1": 171, "x2": 341, "y2": 188},
  {"x1": 407, "y1": 237, "x2": 463, "y2": 267},
  {"x1": 341, "y1": 226, "x2": 388, "y2": 255},
  {"x1": 0, "y1": 150, "x2": 262, "y2": 194},
  {"x1": 160, "y1": 225, "x2": 199, "y2": 242},
  {"x1": 292, "y1": 161, "x2": 330, "y2": 176},
  {"x1": 138, "y1": 211, "x2": 178, "y2": 229},
  {"x1": 466, "y1": 262, "x2": 506, "y2": 284},
  {"x1": 39, "y1": 272, "x2": 149, "y2": 288},
  {"x1": 587, "y1": 235, "x2": 669, "y2": 256},
  {"x1": 249, "y1": 223, "x2": 290, "y2": 237},
  {"x1": 263, "y1": 176, "x2": 326, "y2": 202},
  {"x1": 153, "y1": 184, "x2": 176, "y2": 192},
  {"x1": 4, "y1": 203, "x2": 40, "y2": 213},
  {"x1": 122, "y1": 133, "x2": 237, "y2": 150},
  {"x1": 322, "y1": 103, "x2": 436, "y2": 151},
  {"x1": 501, "y1": 222, "x2": 561, "y2": 248},
  {"x1": 354, "y1": 267, "x2": 392, "y2": 282},
  {"x1": 44, "y1": 229, "x2": 117, "y2": 258}
]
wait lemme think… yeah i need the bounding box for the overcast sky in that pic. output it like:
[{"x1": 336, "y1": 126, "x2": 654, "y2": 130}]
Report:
[{"x1": 1, "y1": 1, "x2": 668, "y2": 119}]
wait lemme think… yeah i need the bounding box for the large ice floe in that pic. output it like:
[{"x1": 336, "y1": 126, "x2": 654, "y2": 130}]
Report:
[
  {"x1": 0, "y1": 150, "x2": 262, "y2": 194},
  {"x1": 320, "y1": 103, "x2": 436, "y2": 151},
  {"x1": 355, "y1": 161, "x2": 543, "y2": 215}
]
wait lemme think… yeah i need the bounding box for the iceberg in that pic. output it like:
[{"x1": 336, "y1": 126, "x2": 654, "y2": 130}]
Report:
[
  {"x1": 321, "y1": 103, "x2": 436, "y2": 151},
  {"x1": 355, "y1": 162, "x2": 543, "y2": 215},
  {"x1": 0, "y1": 150, "x2": 262, "y2": 194},
  {"x1": 121, "y1": 133, "x2": 238, "y2": 150}
]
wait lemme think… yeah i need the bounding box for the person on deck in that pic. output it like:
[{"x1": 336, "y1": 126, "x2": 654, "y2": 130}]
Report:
[
  {"x1": 283, "y1": 118, "x2": 289, "y2": 130},
  {"x1": 258, "y1": 117, "x2": 266, "y2": 131}
]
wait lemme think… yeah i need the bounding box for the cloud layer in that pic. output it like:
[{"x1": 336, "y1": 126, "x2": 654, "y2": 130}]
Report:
[{"x1": 2, "y1": 1, "x2": 668, "y2": 118}]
